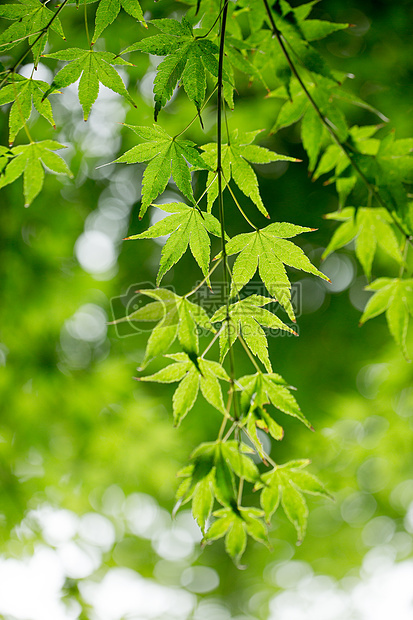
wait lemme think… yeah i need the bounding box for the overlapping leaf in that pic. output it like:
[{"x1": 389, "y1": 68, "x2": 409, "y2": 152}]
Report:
[
  {"x1": 0, "y1": 0, "x2": 65, "y2": 62},
  {"x1": 138, "y1": 353, "x2": 229, "y2": 426},
  {"x1": 211, "y1": 295, "x2": 296, "y2": 372},
  {"x1": 92, "y1": 0, "x2": 145, "y2": 43},
  {"x1": 257, "y1": 459, "x2": 330, "y2": 541},
  {"x1": 0, "y1": 75, "x2": 55, "y2": 144},
  {"x1": 205, "y1": 505, "x2": 269, "y2": 565},
  {"x1": 269, "y1": 76, "x2": 386, "y2": 179},
  {"x1": 215, "y1": 222, "x2": 329, "y2": 320},
  {"x1": 269, "y1": 78, "x2": 348, "y2": 143},
  {"x1": 122, "y1": 17, "x2": 233, "y2": 118},
  {"x1": 237, "y1": 371, "x2": 311, "y2": 458},
  {"x1": 113, "y1": 125, "x2": 211, "y2": 217},
  {"x1": 200, "y1": 129, "x2": 299, "y2": 216},
  {"x1": 360, "y1": 278, "x2": 413, "y2": 360},
  {"x1": 176, "y1": 440, "x2": 260, "y2": 533},
  {"x1": 126, "y1": 202, "x2": 223, "y2": 283},
  {"x1": 43, "y1": 48, "x2": 136, "y2": 120},
  {"x1": 313, "y1": 127, "x2": 413, "y2": 221},
  {"x1": 268, "y1": 0, "x2": 348, "y2": 83},
  {"x1": 323, "y1": 207, "x2": 403, "y2": 279},
  {"x1": 0, "y1": 140, "x2": 72, "y2": 206},
  {"x1": 109, "y1": 288, "x2": 215, "y2": 367}
]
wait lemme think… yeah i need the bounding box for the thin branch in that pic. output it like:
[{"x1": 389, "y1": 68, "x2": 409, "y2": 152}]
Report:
[
  {"x1": 262, "y1": 0, "x2": 411, "y2": 240},
  {"x1": 217, "y1": 0, "x2": 240, "y2": 422}
]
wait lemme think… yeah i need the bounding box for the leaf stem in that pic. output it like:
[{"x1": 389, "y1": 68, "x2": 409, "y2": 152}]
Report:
[
  {"x1": 241, "y1": 426, "x2": 277, "y2": 468},
  {"x1": 84, "y1": 0, "x2": 91, "y2": 48},
  {"x1": 218, "y1": 392, "x2": 233, "y2": 440},
  {"x1": 195, "y1": 171, "x2": 218, "y2": 208},
  {"x1": 223, "y1": 422, "x2": 237, "y2": 442},
  {"x1": 186, "y1": 258, "x2": 222, "y2": 297},
  {"x1": 223, "y1": 172, "x2": 257, "y2": 230},
  {"x1": 197, "y1": 2, "x2": 228, "y2": 40},
  {"x1": 238, "y1": 334, "x2": 263, "y2": 373},
  {"x1": 237, "y1": 477, "x2": 244, "y2": 506},
  {"x1": 200, "y1": 323, "x2": 224, "y2": 358},
  {"x1": 174, "y1": 85, "x2": 218, "y2": 139}
]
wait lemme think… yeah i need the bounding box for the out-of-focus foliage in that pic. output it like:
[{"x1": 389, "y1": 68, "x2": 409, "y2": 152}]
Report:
[{"x1": 1, "y1": 0, "x2": 413, "y2": 618}]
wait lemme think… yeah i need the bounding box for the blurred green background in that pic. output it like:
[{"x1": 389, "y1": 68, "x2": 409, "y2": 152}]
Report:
[{"x1": 1, "y1": 0, "x2": 413, "y2": 618}]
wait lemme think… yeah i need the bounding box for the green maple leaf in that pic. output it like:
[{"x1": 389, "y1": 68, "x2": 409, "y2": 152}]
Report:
[
  {"x1": 224, "y1": 36, "x2": 268, "y2": 90},
  {"x1": 200, "y1": 128, "x2": 299, "y2": 216},
  {"x1": 312, "y1": 127, "x2": 413, "y2": 219},
  {"x1": 323, "y1": 207, "x2": 403, "y2": 279},
  {"x1": 0, "y1": 140, "x2": 72, "y2": 206},
  {"x1": 112, "y1": 124, "x2": 212, "y2": 217},
  {"x1": 270, "y1": 79, "x2": 348, "y2": 143},
  {"x1": 0, "y1": 75, "x2": 56, "y2": 144},
  {"x1": 0, "y1": 0, "x2": 65, "y2": 63},
  {"x1": 176, "y1": 440, "x2": 260, "y2": 534},
  {"x1": 126, "y1": 202, "x2": 224, "y2": 284},
  {"x1": 360, "y1": 278, "x2": 413, "y2": 361},
  {"x1": 211, "y1": 295, "x2": 296, "y2": 372},
  {"x1": 138, "y1": 352, "x2": 230, "y2": 426},
  {"x1": 270, "y1": 0, "x2": 348, "y2": 82},
  {"x1": 237, "y1": 371, "x2": 312, "y2": 458},
  {"x1": 92, "y1": 0, "x2": 146, "y2": 43},
  {"x1": 43, "y1": 48, "x2": 136, "y2": 120},
  {"x1": 246, "y1": 29, "x2": 292, "y2": 94},
  {"x1": 109, "y1": 287, "x2": 215, "y2": 368},
  {"x1": 204, "y1": 504, "x2": 269, "y2": 566},
  {"x1": 215, "y1": 222, "x2": 329, "y2": 320},
  {"x1": 122, "y1": 17, "x2": 233, "y2": 118},
  {"x1": 257, "y1": 459, "x2": 331, "y2": 542}
]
